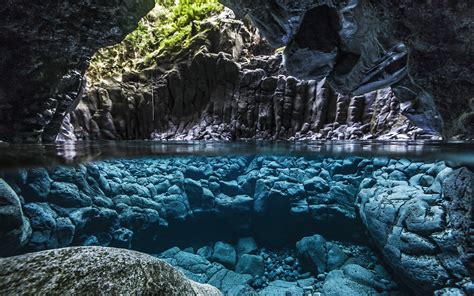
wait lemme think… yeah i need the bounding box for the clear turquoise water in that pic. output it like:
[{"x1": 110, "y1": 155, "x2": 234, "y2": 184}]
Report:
[{"x1": 1, "y1": 140, "x2": 472, "y2": 295}]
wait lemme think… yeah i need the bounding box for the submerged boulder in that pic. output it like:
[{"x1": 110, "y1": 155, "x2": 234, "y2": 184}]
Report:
[
  {"x1": 212, "y1": 242, "x2": 237, "y2": 269},
  {"x1": 235, "y1": 254, "x2": 264, "y2": 277},
  {"x1": 0, "y1": 179, "x2": 31, "y2": 257},
  {"x1": 296, "y1": 234, "x2": 327, "y2": 274},
  {"x1": 0, "y1": 246, "x2": 221, "y2": 295}
]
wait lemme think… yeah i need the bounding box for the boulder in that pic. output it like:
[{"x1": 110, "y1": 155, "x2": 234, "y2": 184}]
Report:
[
  {"x1": 208, "y1": 269, "x2": 253, "y2": 294},
  {"x1": 236, "y1": 237, "x2": 258, "y2": 256},
  {"x1": 0, "y1": 179, "x2": 31, "y2": 256},
  {"x1": 303, "y1": 176, "x2": 329, "y2": 193},
  {"x1": 184, "y1": 178, "x2": 203, "y2": 197},
  {"x1": 235, "y1": 254, "x2": 264, "y2": 276},
  {"x1": 197, "y1": 246, "x2": 214, "y2": 261},
  {"x1": 259, "y1": 280, "x2": 304, "y2": 296},
  {"x1": 48, "y1": 182, "x2": 91, "y2": 208},
  {"x1": 0, "y1": 246, "x2": 221, "y2": 295},
  {"x1": 212, "y1": 241, "x2": 237, "y2": 269},
  {"x1": 326, "y1": 243, "x2": 348, "y2": 271},
  {"x1": 322, "y1": 269, "x2": 379, "y2": 296},
  {"x1": 23, "y1": 202, "x2": 57, "y2": 250},
  {"x1": 219, "y1": 180, "x2": 240, "y2": 196},
  {"x1": 23, "y1": 169, "x2": 51, "y2": 201},
  {"x1": 296, "y1": 234, "x2": 327, "y2": 274},
  {"x1": 161, "y1": 194, "x2": 190, "y2": 220},
  {"x1": 111, "y1": 227, "x2": 133, "y2": 249}
]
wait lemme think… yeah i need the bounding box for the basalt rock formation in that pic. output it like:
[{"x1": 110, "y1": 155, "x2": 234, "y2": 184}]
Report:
[
  {"x1": 221, "y1": 0, "x2": 474, "y2": 139},
  {"x1": 0, "y1": 0, "x2": 154, "y2": 142},
  {"x1": 1, "y1": 1, "x2": 472, "y2": 142},
  {"x1": 69, "y1": 12, "x2": 421, "y2": 141}
]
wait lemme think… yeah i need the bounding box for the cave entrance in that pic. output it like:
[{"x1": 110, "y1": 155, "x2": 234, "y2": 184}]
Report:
[{"x1": 294, "y1": 5, "x2": 341, "y2": 53}]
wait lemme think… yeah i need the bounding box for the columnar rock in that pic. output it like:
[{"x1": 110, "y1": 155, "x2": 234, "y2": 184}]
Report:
[
  {"x1": 0, "y1": 246, "x2": 221, "y2": 295},
  {"x1": 220, "y1": 0, "x2": 474, "y2": 138},
  {"x1": 68, "y1": 11, "x2": 422, "y2": 141}
]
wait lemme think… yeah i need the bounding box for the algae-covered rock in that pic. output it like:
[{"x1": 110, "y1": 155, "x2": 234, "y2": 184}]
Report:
[{"x1": 0, "y1": 246, "x2": 221, "y2": 295}]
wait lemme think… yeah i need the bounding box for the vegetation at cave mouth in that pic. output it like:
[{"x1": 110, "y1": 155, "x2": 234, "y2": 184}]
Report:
[{"x1": 88, "y1": 0, "x2": 223, "y2": 83}]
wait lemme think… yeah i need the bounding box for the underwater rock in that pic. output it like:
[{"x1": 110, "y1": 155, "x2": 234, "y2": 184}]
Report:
[
  {"x1": 296, "y1": 234, "x2": 327, "y2": 274},
  {"x1": 321, "y1": 264, "x2": 389, "y2": 296},
  {"x1": 22, "y1": 169, "x2": 52, "y2": 201},
  {"x1": 23, "y1": 203, "x2": 58, "y2": 250},
  {"x1": 258, "y1": 280, "x2": 304, "y2": 296},
  {"x1": 235, "y1": 254, "x2": 264, "y2": 277},
  {"x1": 212, "y1": 241, "x2": 237, "y2": 269},
  {"x1": 48, "y1": 182, "x2": 91, "y2": 208},
  {"x1": 357, "y1": 166, "x2": 473, "y2": 293},
  {"x1": 236, "y1": 237, "x2": 258, "y2": 256},
  {"x1": 0, "y1": 246, "x2": 221, "y2": 295},
  {"x1": 0, "y1": 179, "x2": 31, "y2": 257}
]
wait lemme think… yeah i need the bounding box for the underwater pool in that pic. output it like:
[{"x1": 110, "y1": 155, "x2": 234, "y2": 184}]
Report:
[{"x1": 0, "y1": 141, "x2": 472, "y2": 295}]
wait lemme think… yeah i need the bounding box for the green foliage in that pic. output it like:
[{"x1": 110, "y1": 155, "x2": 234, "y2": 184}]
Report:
[{"x1": 88, "y1": 0, "x2": 223, "y2": 82}]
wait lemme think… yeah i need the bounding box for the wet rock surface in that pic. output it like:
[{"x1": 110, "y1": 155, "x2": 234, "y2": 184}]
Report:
[
  {"x1": 1, "y1": 156, "x2": 472, "y2": 294},
  {"x1": 0, "y1": 246, "x2": 221, "y2": 295},
  {"x1": 357, "y1": 162, "x2": 473, "y2": 294},
  {"x1": 0, "y1": 179, "x2": 31, "y2": 257},
  {"x1": 157, "y1": 234, "x2": 399, "y2": 295}
]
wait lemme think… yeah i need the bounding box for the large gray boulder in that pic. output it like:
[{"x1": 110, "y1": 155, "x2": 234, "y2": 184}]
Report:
[
  {"x1": 212, "y1": 241, "x2": 237, "y2": 269},
  {"x1": 357, "y1": 167, "x2": 473, "y2": 293},
  {"x1": 296, "y1": 234, "x2": 327, "y2": 274},
  {"x1": 0, "y1": 246, "x2": 221, "y2": 295},
  {"x1": 0, "y1": 179, "x2": 31, "y2": 257},
  {"x1": 235, "y1": 254, "x2": 264, "y2": 277}
]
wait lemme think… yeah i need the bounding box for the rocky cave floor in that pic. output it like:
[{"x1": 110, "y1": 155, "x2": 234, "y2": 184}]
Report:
[
  {"x1": 154, "y1": 236, "x2": 400, "y2": 295},
  {"x1": 0, "y1": 155, "x2": 472, "y2": 295}
]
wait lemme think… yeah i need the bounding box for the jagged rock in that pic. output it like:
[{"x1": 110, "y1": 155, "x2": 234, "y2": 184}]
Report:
[
  {"x1": 0, "y1": 246, "x2": 221, "y2": 295},
  {"x1": 0, "y1": 179, "x2": 31, "y2": 257},
  {"x1": 221, "y1": 0, "x2": 473, "y2": 138}
]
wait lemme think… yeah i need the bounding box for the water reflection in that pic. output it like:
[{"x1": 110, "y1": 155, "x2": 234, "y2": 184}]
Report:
[{"x1": 0, "y1": 140, "x2": 472, "y2": 169}]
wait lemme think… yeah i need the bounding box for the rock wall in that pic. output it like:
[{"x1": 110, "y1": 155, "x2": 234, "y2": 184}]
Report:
[
  {"x1": 0, "y1": 156, "x2": 472, "y2": 294},
  {"x1": 221, "y1": 0, "x2": 474, "y2": 139},
  {"x1": 0, "y1": 0, "x2": 154, "y2": 142},
  {"x1": 72, "y1": 54, "x2": 419, "y2": 141},
  {"x1": 0, "y1": 1, "x2": 471, "y2": 141},
  {"x1": 70, "y1": 12, "x2": 421, "y2": 142}
]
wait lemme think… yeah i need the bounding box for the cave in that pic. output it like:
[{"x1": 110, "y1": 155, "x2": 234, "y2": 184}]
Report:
[
  {"x1": 0, "y1": 1, "x2": 473, "y2": 295},
  {"x1": 294, "y1": 5, "x2": 341, "y2": 53}
]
